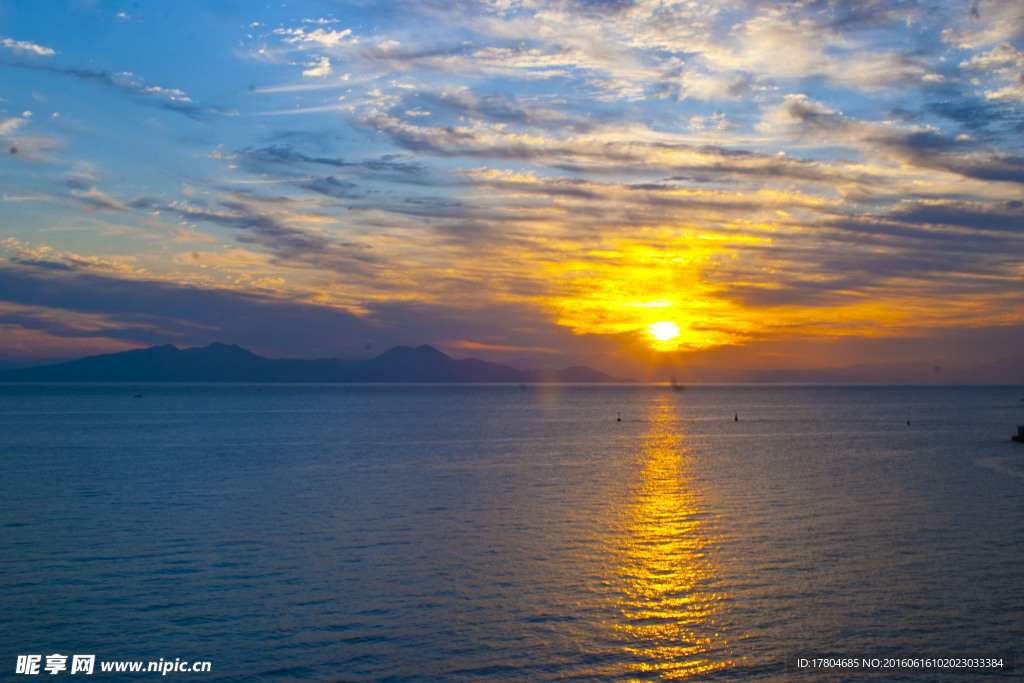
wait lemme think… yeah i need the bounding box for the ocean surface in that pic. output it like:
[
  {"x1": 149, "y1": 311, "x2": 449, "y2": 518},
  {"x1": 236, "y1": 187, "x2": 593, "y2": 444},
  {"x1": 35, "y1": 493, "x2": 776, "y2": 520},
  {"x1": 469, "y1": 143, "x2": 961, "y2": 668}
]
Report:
[{"x1": 1, "y1": 383, "x2": 1022, "y2": 681}]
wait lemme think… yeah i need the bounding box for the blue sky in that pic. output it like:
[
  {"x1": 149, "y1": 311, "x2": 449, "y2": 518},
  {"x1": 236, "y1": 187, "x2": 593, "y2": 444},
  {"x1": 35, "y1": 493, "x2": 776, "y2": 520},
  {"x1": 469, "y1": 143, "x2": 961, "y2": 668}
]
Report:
[{"x1": 1, "y1": 0, "x2": 1022, "y2": 374}]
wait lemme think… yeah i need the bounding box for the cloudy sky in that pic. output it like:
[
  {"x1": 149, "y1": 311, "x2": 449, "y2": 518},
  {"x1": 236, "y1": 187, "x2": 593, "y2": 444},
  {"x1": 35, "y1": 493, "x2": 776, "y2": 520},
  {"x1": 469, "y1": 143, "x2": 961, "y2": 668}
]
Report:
[{"x1": 1, "y1": 0, "x2": 1022, "y2": 374}]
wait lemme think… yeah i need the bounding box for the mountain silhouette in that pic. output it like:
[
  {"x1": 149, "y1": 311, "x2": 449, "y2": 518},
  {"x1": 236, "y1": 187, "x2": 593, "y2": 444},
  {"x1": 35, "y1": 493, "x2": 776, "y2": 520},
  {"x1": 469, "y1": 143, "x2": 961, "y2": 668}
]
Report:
[{"x1": 0, "y1": 343, "x2": 623, "y2": 383}]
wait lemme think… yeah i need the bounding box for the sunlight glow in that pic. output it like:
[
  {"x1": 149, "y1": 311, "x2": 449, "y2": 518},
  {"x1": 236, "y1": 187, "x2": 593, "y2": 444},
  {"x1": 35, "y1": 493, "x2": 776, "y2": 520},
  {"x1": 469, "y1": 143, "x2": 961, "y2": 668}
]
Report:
[
  {"x1": 544, "y1": 238, "x2": 755, "y2": 353},
  {"x1": 649, "y1": 321, "x2": 681, "y2": 343},
  {"x1": 609, "y1": 399, "x2": 735, "y2": 678}
]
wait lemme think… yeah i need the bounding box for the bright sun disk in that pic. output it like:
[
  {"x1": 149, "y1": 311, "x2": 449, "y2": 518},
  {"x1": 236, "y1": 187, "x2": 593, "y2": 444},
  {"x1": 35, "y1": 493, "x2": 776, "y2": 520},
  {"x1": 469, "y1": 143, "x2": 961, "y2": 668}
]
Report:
[{"x1": 648, "y1": 320, "x2": 681, "y2": 343}]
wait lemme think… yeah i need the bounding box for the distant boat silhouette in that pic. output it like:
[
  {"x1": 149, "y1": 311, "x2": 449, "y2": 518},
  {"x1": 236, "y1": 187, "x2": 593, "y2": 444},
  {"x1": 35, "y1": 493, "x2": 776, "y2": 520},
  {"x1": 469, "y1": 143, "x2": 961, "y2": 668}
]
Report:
[
  {"x1": 1012, "y1": 426, "x2": 1024, "y2": 443},
  {"x1": 670, "y1": 378, "x2": 684, "y2": 391}
]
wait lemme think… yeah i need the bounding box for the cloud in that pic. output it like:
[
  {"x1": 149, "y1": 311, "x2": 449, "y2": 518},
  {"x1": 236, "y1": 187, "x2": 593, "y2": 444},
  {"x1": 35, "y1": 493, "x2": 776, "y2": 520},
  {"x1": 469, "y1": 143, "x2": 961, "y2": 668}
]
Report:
[
  {"x1": 300, "y1": 176, "x2": 361, "y2": 199},
  {"x1": 411, "y1": 88, "x2": 579, "y2": 128},
  {"x1": 941, "y1": 0, "x2": 1024, "y2": 49},
  {"x1": 1, "y1": 60, "x2": 223, "y2": 119},
  {"x1": 716, "y1": 5, "x2": 931, "y2": 90},
  {"x1": 961, "y1": 43, "x2": 1024, "y2": 103},
  {"x1": 0, "y1": 37, "x2": 56, "y2": 56},
  {"x1": 0, "y1": 258, "x2": 379, "y2": 357},
  {"x1": 169, "y1": 195, "x2": 380, "y2": 275},
  {"x1": 873, "y1": 129, "x2": 1024, "y2": 184},
  {"x1": 361, "y1": 107, "x2": 881, "y2": 195},
  {"x1": 236, "y1": 144, "x2": 427, "y2": 177},
  {"x1": 69, "y1": 187, "x2": 129, "y2": 212},
  {"x1": 0, "y1": 114, "x2": 62, "y2": 162},
  {"x1": 273, "y1": 26, "x2": 354, "y2": 49},
  {"x1": 884, "y1": 199, "x2": 1024, "y2": 234},
  {"x1": 767, "y1": 94, "x2": 1024, "y2": 185},
  {"x1": 302, "y1": 56, "x2": 332, "y2": 77}
]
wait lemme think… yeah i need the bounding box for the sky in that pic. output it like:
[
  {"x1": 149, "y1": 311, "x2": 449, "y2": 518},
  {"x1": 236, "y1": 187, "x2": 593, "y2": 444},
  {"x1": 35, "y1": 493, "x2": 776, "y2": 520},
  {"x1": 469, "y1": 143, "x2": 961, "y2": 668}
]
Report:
[{"x1": 0, "y1": 0, "x2": 1022, "y2": 377}]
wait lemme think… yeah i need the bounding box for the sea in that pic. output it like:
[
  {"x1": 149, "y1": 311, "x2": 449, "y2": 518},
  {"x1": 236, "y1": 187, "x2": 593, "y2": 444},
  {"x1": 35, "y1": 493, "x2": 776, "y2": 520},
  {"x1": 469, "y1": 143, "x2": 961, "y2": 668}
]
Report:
[{"x1": 1, "y1": 383, "x2": 1022, "y2": 681}]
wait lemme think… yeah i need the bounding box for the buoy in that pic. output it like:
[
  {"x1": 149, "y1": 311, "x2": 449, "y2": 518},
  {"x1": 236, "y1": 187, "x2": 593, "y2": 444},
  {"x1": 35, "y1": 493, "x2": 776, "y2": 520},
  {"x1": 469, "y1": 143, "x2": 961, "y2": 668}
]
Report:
[
  {"x1": 617, "y1": 412, "x2": 621, "y2": 422},
  {"x1": 734, "y1": 413, "x2": 738, "y2": 421}
]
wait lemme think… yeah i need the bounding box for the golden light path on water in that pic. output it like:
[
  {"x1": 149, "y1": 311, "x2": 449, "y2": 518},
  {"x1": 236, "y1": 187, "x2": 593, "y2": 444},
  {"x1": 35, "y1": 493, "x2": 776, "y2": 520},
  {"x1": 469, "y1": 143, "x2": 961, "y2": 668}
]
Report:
[{"x1": 605, "y1": 396, "x2": 735, "y2": 678}]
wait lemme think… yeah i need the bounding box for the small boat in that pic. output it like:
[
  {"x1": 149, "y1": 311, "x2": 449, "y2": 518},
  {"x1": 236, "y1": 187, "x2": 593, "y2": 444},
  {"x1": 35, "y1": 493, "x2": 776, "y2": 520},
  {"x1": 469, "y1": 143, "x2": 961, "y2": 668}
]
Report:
[{"x1": 1012, "y1": 426, "x2": 1024, "y2": 443}]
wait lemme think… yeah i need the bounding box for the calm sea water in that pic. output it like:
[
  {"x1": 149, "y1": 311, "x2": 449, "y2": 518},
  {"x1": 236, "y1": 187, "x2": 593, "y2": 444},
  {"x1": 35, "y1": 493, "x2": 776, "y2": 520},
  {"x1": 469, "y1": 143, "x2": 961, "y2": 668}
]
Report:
[{"x1": 2, "y1": 384, "x2": 1022, "y2": 681}]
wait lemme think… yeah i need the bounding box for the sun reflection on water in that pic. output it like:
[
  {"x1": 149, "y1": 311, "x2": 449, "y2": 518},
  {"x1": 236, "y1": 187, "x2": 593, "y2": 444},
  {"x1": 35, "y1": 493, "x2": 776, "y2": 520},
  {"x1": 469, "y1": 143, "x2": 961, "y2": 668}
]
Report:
[{"x1": 610, "y1": 397, "x2": 733, "y2": 678}]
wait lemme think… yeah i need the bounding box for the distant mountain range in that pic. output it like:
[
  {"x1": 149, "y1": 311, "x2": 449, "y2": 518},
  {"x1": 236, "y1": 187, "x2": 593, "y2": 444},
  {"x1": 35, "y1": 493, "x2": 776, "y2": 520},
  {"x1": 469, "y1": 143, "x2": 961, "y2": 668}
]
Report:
[
  {"x1": 2, "y1": 342, "x2": 1021, "y2": 384},
  {"x1": 0, "y1": 343, "x2": 623, "y2": 384}
]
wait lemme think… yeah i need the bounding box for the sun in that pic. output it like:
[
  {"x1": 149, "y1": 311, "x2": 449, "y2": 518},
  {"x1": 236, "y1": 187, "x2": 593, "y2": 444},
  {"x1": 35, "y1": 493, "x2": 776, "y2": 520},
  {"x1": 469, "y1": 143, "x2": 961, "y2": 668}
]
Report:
[{"x1": 648, "y1": 321, "x2": 681, "y2": 343}]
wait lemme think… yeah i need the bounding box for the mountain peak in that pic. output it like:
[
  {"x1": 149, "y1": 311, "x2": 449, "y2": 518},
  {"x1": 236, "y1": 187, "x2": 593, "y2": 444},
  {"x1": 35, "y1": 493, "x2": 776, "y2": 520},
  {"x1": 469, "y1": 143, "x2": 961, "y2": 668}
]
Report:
[
  {"x1": 378, "y1": 344, "x2": 445, "y2": 355},
  {"x1": 373, "y1": 344, "x2": 451, "y2": 363},
  {"x1": 191, "y1": 342, "x2": 257, "y2": 357}
]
